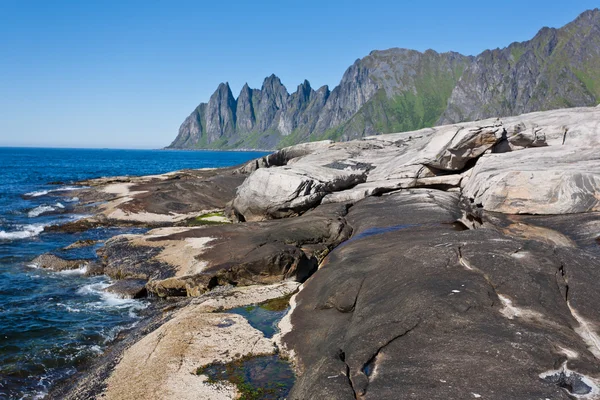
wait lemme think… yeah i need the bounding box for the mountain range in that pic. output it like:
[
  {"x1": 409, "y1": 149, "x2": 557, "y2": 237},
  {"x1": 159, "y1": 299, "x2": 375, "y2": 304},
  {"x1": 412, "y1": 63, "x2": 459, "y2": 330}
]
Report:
[{"x1": 168, "y1": 9, "x2": 600, "y2": 150}]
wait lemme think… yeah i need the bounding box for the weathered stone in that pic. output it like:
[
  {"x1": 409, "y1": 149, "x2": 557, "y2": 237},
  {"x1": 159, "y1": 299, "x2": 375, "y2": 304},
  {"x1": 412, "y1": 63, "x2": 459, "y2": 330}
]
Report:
[
  {"x1": 281, "y1": 190, "x2": 600, "y2": 399},
  {"x1": 101, "y1": 204, "x2": 351, "y2": 297},
  {"x1": 238, "y1": 140, "x2": 334, "y2": 174},
  {"x1": 462, "y1": 147, "x2": 600, "y2": 214},
  {"x1": 232, "y1": 165, "x2": 365, "y2": 221},
  {"x1": 30, "y1": 254, "x2": 88, "y2": 272},
  {"x1": 419, "y1": 121, "x2": 504, "y2": 170},
  {"x1": 103, "y1": 279, "x2": 148, "y2": 299},
  {"x1": 101, "y1": 283, "x2": 297, "y2": 400}
]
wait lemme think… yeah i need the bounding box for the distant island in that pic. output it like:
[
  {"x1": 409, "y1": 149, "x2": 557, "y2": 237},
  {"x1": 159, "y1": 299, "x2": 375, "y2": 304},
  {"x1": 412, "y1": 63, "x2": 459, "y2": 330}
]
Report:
[{"x1": 168, "y1": 9, "x2": 600, "y2": 150}]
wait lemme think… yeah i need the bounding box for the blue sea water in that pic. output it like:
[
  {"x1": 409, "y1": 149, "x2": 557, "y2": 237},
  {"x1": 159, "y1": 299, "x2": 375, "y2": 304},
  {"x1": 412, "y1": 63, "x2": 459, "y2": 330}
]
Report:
[{"x1": 0, "y1": 147, "x2": 268, "y2": 399}]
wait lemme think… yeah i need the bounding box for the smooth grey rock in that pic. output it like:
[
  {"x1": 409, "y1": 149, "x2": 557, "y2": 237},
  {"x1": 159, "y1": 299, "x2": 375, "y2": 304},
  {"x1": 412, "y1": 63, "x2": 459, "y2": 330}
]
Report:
[
  {"x1": 238, "y1": 140, "x2": 333, "y2": 174},
  {"x1": 234, "y1": 106, "x2": 600, "y2": 216},
  {"x1": 282, "y1": 190, "x2": 600, "y2": 399},
  {"x1": 462, "y1": 147, "x2": 600, "y2": 214},
  {"x1": 232, "y1": 165, "x2": 366, "y2": 221}
]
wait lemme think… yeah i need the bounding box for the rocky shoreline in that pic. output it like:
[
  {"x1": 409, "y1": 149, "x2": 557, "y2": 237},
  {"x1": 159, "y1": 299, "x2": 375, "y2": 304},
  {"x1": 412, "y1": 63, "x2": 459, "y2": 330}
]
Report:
[{"x1": 40, "y1": 106, "x2": 600, "y2": 399}]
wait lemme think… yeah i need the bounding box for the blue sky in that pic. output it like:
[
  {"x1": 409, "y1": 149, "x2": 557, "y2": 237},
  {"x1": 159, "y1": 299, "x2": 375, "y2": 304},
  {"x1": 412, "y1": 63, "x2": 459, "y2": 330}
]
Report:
[{"x1": 0, "y1": 1, "x2": 597, "y2": 148}]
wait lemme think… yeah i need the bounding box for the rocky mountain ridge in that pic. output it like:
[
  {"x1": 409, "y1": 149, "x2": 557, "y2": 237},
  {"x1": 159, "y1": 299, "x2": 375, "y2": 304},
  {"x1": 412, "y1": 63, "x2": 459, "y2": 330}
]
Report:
[{"x1": 168, "y1": 9, "x2": 600, "y2": 150}]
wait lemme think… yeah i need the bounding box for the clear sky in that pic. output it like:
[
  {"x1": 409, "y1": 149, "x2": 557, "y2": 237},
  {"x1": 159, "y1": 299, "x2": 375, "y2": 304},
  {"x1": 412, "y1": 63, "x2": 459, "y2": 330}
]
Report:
[{"x1": 0, "y1": 1, "x2": 597, "y2": 149}]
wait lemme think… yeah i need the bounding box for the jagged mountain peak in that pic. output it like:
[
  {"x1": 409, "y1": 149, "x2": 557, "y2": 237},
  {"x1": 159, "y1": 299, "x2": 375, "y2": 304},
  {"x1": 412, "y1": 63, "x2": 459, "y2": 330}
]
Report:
[{"x1": 169, "y1": 9, "x2": 600, "y2": 150}]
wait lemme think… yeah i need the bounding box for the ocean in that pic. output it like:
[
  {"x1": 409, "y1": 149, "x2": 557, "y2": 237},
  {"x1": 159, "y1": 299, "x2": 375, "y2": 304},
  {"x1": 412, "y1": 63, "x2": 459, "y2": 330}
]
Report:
[{"x1": 0, "y1": 147, "x2": 268, "y2": 399}]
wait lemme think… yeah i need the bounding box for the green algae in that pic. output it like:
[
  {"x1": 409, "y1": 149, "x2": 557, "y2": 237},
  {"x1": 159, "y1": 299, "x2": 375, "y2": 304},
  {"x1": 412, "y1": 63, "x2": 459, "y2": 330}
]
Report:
[{"x1": 196, "y1": 354, "x2": 295, "y2": 400}]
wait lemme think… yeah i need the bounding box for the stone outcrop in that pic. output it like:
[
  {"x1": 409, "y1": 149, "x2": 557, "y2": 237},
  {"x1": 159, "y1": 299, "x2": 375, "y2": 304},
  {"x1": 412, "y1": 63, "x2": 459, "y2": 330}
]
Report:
[
  {"x1": 103, "y1": 279, "x2": 148, "y2": 299},
  {"x1": 280, "y1": 190, "x2": 600, "y2": 399},
  {"x1": 31, "y1": 254, "x2": 88, "y2": 272},
  {"x1": 232, "y1": 165, "x2": 366, "y2": 221},
  {"x1": 462, "y1": 147, "x2": 600, "y2": 214},
  {"x1": 99, "y1": 203, "x2": 351, "y2": 297}
]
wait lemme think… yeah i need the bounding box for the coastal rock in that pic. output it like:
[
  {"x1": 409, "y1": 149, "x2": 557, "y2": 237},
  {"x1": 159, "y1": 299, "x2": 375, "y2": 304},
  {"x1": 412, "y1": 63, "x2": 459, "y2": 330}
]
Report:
[
  {"x1": 238, "y1": 140, "x2": 334, "y2": 174},
  {"x1": 95, "y1": 167, "x2": 246, "y2": 226},
  {"x1": 462, "y1": 147, "x2": 600, "y2": 214},
  {"x1": 103, "y1": 279, "x2": 148, "y2": 299},
  {"x1": 420, "y1": 122, "x2": 504, "y2": 170},
  {"x1": 62, "y1": 239, "x2": 99, "y2": 250},
  {"x1": 30, "y1": 254, "x2": 88, "y2": 272},
  {"x1": 232, "y1": 165, "x2": 366, "y2": 221},
  {"x1": 281, "y1": 190, "x2": 600, "y2": 399},
  {"x1": 101, "y1": 283, "x2": 297, "y2": 400},
  {"x1": 101, "y1": 204, "x2": 351, "y2": 297}
]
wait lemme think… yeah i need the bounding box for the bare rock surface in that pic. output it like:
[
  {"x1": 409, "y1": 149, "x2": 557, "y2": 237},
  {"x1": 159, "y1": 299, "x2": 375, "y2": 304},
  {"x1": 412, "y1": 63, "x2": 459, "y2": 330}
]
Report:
[
  {"x1": 53, "y1": 106, "x2": 600, "y2": 400},
  {"x1": 232, "y1": 165, "x2": 366, "y2": 221},
  {"x1": 103, "y1": 279, "x2": 147, "y2": 299},
  {"x1": 281, "y1": 190, "x2": 600, "y2": 399},
  {"x1": 99, "y1": 203, "x2": 351, "y2": 297},
  {"x1": 232, "y1": 106, "x2": 600, "y2": 219},
  {"x1": 463, "y1": 147, "x2": 600, "y2": 214},
  {"x1": 238, "y1": 140, "x2": 334, "y2": 173},
  {"x1": 100, "y1": 282, "x2": 298, "y2": 400},
  {"x1": 71, "y1": 167, "x2": 246, "y2": 227}
]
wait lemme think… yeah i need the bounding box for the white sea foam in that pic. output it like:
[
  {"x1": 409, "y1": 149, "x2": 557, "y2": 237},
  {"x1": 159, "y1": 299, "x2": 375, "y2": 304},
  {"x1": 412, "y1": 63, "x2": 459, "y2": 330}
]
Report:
[
  {"x1": 78, "y1": 281, "x2": 148, "y2": 313},
  {"x1": 25, "y1": 189, "x2": 50, "y2": 197},
  {"x1": 57, "y1": 303, "x2": 82, "y2": 313},
  {"x1": 28, "y1": 205, "x2": 56, "y2": 218},
  {"x1": 0, "y1": 224, "x2": 45, "y2": 240},
  {"x1": 25, "y1": 186, "x2": 88, "y2": 198},
  {"x1": 65, "y1": 197, "x2": 79, "y2": 203},
  {"x1": 57, "y1": 264, "x2": 88, "y2": 275},
  {"x1": 77, "y1": 281, "x2": 111, "y2": 296}
]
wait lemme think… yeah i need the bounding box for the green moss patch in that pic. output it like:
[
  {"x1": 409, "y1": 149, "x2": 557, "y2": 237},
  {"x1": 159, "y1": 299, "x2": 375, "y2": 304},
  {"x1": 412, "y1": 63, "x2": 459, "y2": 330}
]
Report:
[{"x1": 183, "y1": 212, "x2": 229, "y2": 226}]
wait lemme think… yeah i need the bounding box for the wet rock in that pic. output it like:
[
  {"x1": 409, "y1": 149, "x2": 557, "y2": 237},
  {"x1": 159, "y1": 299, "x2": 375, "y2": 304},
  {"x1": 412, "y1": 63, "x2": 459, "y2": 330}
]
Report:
[
  {"x1": 104, "y1": 279, "x2": 148, "y2": 299},
  {"x1": 30, "y1": 254, "x2": 88, "y2": 272},
  {"x1": 281, "y1": 190, "x2": 600, "y2": 399},
  {"x1": 44, "y1": 218, "x2": 109, "y2": 233},
  {"x1": 100, "y1": 237, "x2": 175, "y2": 281},
  {"x1": 84, "y1": 261, "x2": 105, "y2": 276},
  {"x1": 62, "y1": 239, "x2": 99, "y2": 250}
]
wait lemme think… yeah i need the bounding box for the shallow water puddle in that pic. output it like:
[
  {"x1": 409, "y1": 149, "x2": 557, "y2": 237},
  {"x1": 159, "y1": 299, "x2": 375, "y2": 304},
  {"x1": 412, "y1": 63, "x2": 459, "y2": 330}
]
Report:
[
  {"x1": 197, "y1": 355, "x2": 295, "y2": 400},
  {"x1": 203, "y1": 294, "x2": 297, "y2": 398},
  {"x1": 227, "y1": 294, "x2": 292, "y2": 338}
]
